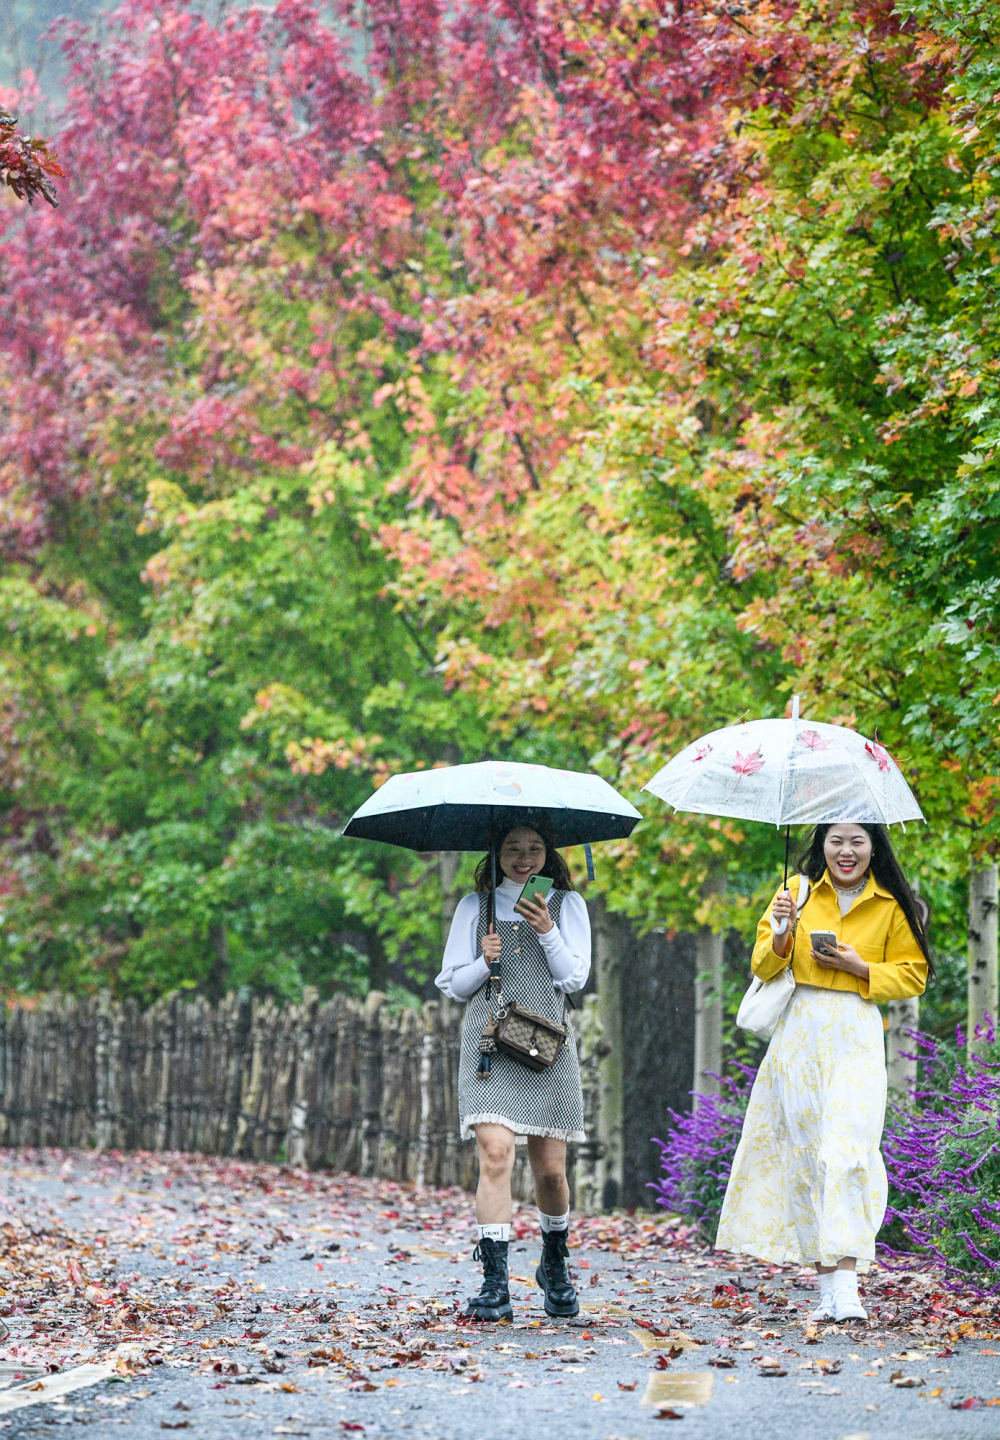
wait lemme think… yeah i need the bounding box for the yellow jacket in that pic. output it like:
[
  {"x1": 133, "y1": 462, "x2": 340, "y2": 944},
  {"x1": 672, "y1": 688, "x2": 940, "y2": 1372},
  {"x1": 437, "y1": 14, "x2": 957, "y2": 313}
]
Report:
[{"x1": 751, "y1": 868, "x2": 928, "y2": 1005}]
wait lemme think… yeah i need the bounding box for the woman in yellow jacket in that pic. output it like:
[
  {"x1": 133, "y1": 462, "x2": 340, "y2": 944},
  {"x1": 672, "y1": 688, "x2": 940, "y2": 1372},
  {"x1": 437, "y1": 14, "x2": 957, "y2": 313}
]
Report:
[{"x1": 715, "y1": 821, "x2": 930, "y2": 1323}]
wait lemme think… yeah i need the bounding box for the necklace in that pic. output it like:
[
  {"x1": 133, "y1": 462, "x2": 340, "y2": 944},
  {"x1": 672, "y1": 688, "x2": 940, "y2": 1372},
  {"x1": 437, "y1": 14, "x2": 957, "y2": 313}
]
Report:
[{"x1": 833, "y1": 874, "x2": 869, "y2": 898}]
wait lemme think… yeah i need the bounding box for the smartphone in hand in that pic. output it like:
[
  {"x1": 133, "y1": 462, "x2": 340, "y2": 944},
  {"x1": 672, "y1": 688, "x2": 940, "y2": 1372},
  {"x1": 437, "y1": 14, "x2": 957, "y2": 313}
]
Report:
[
  {"x1": 810, "y1": 929, "x2": 839, "y2": 957},
  {"x1": 517, "y1": 874, "x2": 554, "y2": 906}
]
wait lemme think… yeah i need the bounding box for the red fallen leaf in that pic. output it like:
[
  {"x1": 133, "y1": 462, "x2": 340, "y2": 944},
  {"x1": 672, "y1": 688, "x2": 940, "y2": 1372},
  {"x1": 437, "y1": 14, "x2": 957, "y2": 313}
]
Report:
[
  {"x1": 340, "y1": 1426, "x2": 365, "y2": 1434},
  {"x1": 950, "y1": 1398, "x2": 982, "y2": 1410},
  {"x1": 654, "y1": 1408, "x2": 685, "y2": 1420},
  {"x1": 692, "y1": 744, "x2": 712, "y2": 762},
  {"x1": 618, "y1": 1381, "x2": 638, "y2": 1391},
  {"x1": 708, "y1": 1357, "x2": 735, "y2": 1369}
]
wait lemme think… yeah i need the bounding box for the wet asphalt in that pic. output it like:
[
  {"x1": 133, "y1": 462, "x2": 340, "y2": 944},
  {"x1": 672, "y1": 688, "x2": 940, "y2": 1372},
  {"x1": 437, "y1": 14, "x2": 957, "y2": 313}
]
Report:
[{"x1": 0, "y1": 1151, "x2": 997, "y2": 1440}]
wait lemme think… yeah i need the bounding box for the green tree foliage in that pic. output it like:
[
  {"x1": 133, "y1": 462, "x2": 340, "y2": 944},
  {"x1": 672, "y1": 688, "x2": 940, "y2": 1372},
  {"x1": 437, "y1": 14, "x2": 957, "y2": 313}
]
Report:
[
  {"x1": 1, "y1": 0, "x2": 998, "y2": 1023},
  {"x1": 0, "y1": 0, "x2": 493, "y2": 1000}
]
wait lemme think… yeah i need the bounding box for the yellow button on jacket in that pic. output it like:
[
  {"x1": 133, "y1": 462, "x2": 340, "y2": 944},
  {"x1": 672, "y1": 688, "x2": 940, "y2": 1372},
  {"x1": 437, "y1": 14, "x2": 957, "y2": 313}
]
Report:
[{"x1": 751, "y1": 868, "x2": 928, "y2": 1005}]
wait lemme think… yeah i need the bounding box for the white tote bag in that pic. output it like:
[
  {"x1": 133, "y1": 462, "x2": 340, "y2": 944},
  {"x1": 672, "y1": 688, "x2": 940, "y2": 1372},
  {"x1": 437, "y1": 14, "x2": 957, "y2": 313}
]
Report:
[{"x1": 736, "y1": 874, "x2": 810, "y2": 1040}]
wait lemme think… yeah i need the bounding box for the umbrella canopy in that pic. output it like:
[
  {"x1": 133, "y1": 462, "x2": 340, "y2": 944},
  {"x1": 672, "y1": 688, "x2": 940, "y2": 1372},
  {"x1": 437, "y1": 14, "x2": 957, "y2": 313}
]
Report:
[
  {"x1": 344, "y1": 760, "x2": 641, "y2": 852},
  {"x1": 642, "y1": 702, "x2": 923, "y2": 829}
]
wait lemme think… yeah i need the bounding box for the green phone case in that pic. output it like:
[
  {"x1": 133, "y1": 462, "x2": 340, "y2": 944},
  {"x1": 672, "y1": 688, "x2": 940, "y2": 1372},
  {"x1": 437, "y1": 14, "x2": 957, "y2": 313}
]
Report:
[{"x1": 517, "y1": 874, "x2": 553, "y2": 905}]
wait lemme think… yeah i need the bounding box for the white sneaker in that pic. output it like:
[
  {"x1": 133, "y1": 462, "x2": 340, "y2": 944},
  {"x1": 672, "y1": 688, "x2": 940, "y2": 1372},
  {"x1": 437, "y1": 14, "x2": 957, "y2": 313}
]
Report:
[{"x1": 832, "y1": 1270, "x2": 868, "y2": 1322}]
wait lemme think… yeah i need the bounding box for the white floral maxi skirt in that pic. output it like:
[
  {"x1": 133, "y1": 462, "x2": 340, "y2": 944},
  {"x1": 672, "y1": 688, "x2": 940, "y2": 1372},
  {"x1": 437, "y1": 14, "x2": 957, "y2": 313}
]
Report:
[{"x1": 716, "y1": 987, "x2": 888, "y2": 1269}]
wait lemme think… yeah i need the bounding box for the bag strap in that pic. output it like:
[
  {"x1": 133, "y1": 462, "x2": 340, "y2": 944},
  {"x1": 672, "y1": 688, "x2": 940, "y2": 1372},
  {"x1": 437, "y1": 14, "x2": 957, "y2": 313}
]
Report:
[{"x1": 476, "y1": 890, "x2": 570, "y2": 1019}]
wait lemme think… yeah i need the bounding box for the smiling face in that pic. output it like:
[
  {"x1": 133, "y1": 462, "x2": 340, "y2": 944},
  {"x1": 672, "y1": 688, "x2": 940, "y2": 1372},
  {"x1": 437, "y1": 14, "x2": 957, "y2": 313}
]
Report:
[
  {"x1": 823, "y1": 824, "x2": 873, "y2": 888},
  {"x1": 498, "y1": 826, "x2": 548, "y2": 883}
]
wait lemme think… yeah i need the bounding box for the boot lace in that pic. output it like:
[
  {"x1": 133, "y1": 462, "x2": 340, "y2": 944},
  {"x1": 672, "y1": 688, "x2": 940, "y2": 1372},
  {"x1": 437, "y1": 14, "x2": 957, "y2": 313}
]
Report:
[
  {"x1": 542, "y1": 1230, "x2": 570, "y2": 1276},
  {"x1": 472, "y1": 1239, "x2": 505, "y2": 1282}
]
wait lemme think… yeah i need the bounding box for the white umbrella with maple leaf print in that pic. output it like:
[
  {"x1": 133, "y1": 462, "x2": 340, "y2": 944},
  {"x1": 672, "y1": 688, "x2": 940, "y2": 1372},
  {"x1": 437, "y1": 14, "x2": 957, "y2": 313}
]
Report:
[{"x1": 641, "y1": 696, "x2": 923, "y2": 889}]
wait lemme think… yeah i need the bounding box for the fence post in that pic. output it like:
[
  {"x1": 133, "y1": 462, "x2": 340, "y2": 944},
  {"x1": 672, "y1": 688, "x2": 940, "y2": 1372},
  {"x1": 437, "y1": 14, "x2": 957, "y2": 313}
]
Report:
[
  {"x1": 416, "y1": 1003, "x2": 435, "y2": 1189},
  {"x1": 360, "y1": 991, "x2": 386, "y2": 1177},
  {"x1": 286, "y1": 988, "x2": 318, "y2": 1168},
  {"x1": 95, "y1": 991, "x2": 112, "y2": 1150}
]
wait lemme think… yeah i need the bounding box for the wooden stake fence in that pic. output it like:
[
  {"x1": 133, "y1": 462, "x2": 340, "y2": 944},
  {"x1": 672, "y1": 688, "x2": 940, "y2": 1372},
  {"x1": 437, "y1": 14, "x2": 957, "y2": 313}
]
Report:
[{"x1": 0, "y1": 989, "x2": 605, "y2": 1199}]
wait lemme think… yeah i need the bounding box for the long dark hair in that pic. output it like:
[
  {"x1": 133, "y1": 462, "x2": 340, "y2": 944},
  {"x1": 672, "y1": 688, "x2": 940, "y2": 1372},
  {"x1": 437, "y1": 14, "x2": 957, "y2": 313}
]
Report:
[
  {"x1": 797, "y1": 822, "x2": 931, "y2": 967},
  {"x1": 474, "y1": 823, "x2": 574, "y2": 893}
]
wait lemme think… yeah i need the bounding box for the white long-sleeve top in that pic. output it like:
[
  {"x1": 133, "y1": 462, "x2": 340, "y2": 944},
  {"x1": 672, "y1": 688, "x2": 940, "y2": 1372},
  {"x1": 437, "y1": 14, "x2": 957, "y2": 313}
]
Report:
[{"x1": 434, "y1": 877, "x2": 591, "y2": 1002}]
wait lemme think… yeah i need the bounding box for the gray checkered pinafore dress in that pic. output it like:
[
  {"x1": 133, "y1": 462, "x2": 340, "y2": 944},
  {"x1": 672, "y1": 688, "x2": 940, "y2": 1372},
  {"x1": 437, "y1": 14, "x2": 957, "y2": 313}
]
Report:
[{"x1": 457, "y1": 890, "x2": 586, "y2": 1144}]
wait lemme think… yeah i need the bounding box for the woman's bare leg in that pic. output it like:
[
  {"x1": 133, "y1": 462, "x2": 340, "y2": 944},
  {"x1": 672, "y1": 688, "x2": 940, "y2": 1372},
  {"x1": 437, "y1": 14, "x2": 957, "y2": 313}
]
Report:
[{"x1": 474, "y1": 1124, "x2": 516, "y2": 1225}]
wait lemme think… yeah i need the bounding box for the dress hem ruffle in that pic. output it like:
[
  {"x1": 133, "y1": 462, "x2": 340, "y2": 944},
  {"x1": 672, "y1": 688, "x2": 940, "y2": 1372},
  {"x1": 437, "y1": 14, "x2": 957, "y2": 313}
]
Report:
[
  {"x1": 714, "y1": 1240, "x2": 875, "y2": 1272},
  {"x1": 461, "y1": 1112, "x2": 586, "y2": 1145}
]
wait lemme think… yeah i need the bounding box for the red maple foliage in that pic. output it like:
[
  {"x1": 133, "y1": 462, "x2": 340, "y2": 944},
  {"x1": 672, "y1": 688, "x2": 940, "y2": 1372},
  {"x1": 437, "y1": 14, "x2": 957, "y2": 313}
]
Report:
[{"x1": 0, "y1": 109, "x2": 62, "y2": 207}]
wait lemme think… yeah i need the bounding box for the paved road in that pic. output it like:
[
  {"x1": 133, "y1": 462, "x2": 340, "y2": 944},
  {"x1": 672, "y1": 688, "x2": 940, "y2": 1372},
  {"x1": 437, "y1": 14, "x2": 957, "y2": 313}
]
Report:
[{"x1": 0, "y1": 1150, "x2": 997, "y2": 1438}]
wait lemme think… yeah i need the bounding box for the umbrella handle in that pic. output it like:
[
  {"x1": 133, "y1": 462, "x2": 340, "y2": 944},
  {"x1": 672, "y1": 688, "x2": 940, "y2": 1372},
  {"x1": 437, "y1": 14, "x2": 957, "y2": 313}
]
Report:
[{"x1": 487, "y1": 843, "x2": 498, "y2": 930}]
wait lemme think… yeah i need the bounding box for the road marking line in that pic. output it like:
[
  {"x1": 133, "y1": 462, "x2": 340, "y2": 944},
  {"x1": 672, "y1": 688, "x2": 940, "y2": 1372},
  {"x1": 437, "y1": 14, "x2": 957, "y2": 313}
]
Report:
[{"x1": 0, "y1": 1361, "x2": 117, "y2": 1413}]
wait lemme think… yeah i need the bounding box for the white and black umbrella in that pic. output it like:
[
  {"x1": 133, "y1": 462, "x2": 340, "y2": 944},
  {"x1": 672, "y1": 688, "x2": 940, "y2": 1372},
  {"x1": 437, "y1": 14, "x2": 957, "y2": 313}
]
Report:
[{"x1": 344, "y1": 759, "x2": 641, "y2": 923}]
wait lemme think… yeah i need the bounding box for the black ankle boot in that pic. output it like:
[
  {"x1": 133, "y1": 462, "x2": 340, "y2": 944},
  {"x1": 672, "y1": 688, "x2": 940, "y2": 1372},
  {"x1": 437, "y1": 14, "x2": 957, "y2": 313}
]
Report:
[
  {"x1": 466, "y1": 1238, "x2": 513, "y2": 1322},
  {"x1": 536, "y1": 1228, "x2": 579, "y2": 1317}
]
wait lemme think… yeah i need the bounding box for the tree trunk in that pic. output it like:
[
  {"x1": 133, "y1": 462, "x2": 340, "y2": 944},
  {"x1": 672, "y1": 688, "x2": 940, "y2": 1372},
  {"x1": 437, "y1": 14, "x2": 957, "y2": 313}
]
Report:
[
  {"x1": 886, "y1": 997, "x2": 919, "y2": 1098},
  {"x1": 887, "y1": 879, "x2": 925, "y2": 1097},
  {"x1": 367, "y1": 929, "x2": 388, "y2": 993},
  {"x1": 439, "y1": 851, "x2": 462, "y2": 949},
  {"x1": 207, "y1": 922, "x2": 228, "y2": 1002},
  {"x1": 968, "y1": 860, "x2": 999, "y2": 1036},
  {"x1": 589, "y1": 898, "x2": 625, "y2": 1210},
  {"x1": 693, "y1": 874, "x2": 724, "y2": 1106}
]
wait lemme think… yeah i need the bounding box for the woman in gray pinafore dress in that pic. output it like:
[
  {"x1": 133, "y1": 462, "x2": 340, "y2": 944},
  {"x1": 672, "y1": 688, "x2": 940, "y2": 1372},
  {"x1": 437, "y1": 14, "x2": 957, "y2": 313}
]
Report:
[{"x1": 435, "y1": 823, "x2": 591, "y2": 1322}]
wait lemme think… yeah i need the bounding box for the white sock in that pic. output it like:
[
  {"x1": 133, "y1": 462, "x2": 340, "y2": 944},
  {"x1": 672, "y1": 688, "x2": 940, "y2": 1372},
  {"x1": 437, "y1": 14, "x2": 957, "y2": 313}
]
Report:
[
  {"x1": 539, "y1": 1209, "x2": 570, "y2": 1233},
  {"x1": 810, "y1": 1272, "x2": 835, "y2": 1318},
  {"x1": 478, "y1": 1223, "x2": 510, "y2": 1243}
]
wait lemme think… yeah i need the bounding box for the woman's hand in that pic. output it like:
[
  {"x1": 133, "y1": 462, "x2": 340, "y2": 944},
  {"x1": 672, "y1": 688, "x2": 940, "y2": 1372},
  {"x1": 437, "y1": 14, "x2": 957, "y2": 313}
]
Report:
[
  {"x1": 482, "y1": 927, "x2": 502, "y2": 963},
  {"x1": 770, "y1": 889, "x2": 797, "y2": 957},
  {"x1": 514, "y1": 894, "x2": 554, "y2": 934},
  {"x1": 811, "y1": 938, "x2": 869, "y2": 982},
  {"x1": 771, "y1": 889, "x2": 798, "y2": 927}
]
